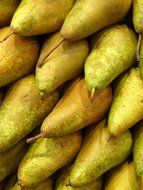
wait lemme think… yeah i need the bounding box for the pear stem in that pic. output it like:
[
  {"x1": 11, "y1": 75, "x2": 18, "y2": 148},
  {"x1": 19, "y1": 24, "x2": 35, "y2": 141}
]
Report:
[
  {"x1": 91, "y1": 88, "x2": 95, "y2": 98},
  {"x1": 37, "y1": 37, "x2": 64, "y2": 67},
  {"x1": 27, "y1": 134, "x2": 42, "y2": 144},
  {"x1": 0, "y1": 30, "x2": 14, "y2": 43},
  {"x1": 137, "y1": 33, "x2": 142, "y2": 62}
]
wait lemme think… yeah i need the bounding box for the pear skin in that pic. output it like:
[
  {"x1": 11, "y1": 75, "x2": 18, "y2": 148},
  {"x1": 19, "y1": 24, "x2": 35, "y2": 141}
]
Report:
[
  {"x1": 108, "y1": 68, "x2": 143, "y2": 136},
  {"x1": 60, "y1": 0, "x2": 132, "y2": 40},
  {"x1": 139, "y1": 40, "x2": 143, "y2": 76},
  {"x1": 11, "y1": 0, "x2": 75, "y2": 36},
  {"x1": 36, "y1": 32, "x2": 89, "y2": 93},
  {"x1": 133, "y1": 0, "x2": 143, "y2": 33},
  {"x1": 41, "y1": 78, "x2": 112, "y2": 138},
  {"x1": 0, "y1": 27, "x2": 39, "y2": 87},
  {"x1": 85, "y1": 24, "x2": 137, "y2": 92},
  {"x1": 69, "y1": 119, "x2": 132, "y2": 187},
  {"x1": 0, "y1": 75, "x2": 60, "y2": 153},
  {"x1": 104, "y1": 162, "x2": 141, "y2": 190},
  {"x1": 18, "y1": 131, "x2": 82, "y2": 187}
]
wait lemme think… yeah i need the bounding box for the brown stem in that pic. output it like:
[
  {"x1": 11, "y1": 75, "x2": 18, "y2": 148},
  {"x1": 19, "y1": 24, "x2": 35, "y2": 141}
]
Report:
[
  {"x1": 27, "y1": 134, "x2": 42, "y2": 144},
  {"x1": 0, "y1": 30, "x2": 14, "y2": 43},
  {"x1": 91, "y1": 88, "x2": 95, "y2": 98},
  {"x1": 37, "y1": 37, "x2": 64, "y2": 67},
  {"x1": 137, "y1": 33, "x2": 142, "y2": 62}
]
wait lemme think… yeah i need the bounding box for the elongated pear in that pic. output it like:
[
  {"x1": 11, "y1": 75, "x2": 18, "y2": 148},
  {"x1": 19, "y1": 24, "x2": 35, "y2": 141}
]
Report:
[
  {"x1": 0, "y1": 0, "x2": 20, "y2": 27},
  {"x1": 0, "y1": 75, "x2": 59, "y2": 153},
  {"x1": 69, "y1": 119, "x2": 132, "y2": 187},
  {"x1": 40, "y1": 78, "x2": 112, "y2": 138},
  {"x1": 104, "y1": 162, "x2": 141, "y2": 190},
  {"x1": 85, "y1": 25, "x2": 137, "y2": 92},
  {"x1": 0, "y1": 27, "x2": 39, "y2": 87},
  {"x1": 56, "y1": 165, "x2": 103, "y2": 190},
  {"x1": 0, "y1": 138, "x2": 27, "y2": 182},
  {"x1": 133, "y1": 0, "x2": 143, "y2": 33},
  {"x1": 18, "y1": 131, "x2": 82, "y2": 187},
  {"x1": 108, "y1": 68, "x2": 143, "y2": 136},
  {"x1": 36, "y1": 32, "x2": 89, "y2": 93},
  {"x1": 61, "y1": 0, "x2": 132, "y2": 40},
  {"x1": 139, "y1": 40, "x2": 143, "y2": 76},
  {"x1": 11, "y1": 0, "x2": 75, "y2": 36}
]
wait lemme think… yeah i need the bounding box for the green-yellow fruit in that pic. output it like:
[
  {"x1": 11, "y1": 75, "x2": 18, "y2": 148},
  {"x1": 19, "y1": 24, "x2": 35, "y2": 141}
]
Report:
[
  {"x1": 108, "y1": 68, "x2": 143, "y2": 136},
  {"x1": 69, "y1": 119, "x2": 132, "y2": 187},
  {"x1": 61, "y1": 0, "x2": 132, "y2": 40},
  {"x1": 85, "y1": 24, "x2": 137, "y2": 92},
  {"x1": 41, "y1": 78, "x2": 112, "y2": 138},
  {"x1": 11, "y1": 0, "x2": 75, "y2": 36},
  {"x1": 133, "y1": 0, "x2": 143, "y2": 33},
  {"x1": 139, "y1": 40, "x2": 143, "y2": 76},
  {"x1": 0, "y1": 75, "x2": 60, "y2": 152},
  {"x1": 0, "y1": 27, "x2": 39, "y2": 87},
  {"x1": 18, "y1": 131, "x2": 82, "y2": 187},
  {"x1": 104, "y1": 162, "x2": 141, "y2": 190},
  {"x1": 36, "y1": 32, "x2": 89, "y2": 93}
]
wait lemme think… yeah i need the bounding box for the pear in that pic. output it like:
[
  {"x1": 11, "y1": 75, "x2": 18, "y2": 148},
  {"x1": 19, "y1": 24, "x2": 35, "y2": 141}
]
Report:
[
  {"x1": 85, "y1": 24, "x2": 137, "y2": 92},
  {"x1": 108, "y1": 68, "x2": 143, "y2": 136},
  {"x1": 10, "y1": 0, "x2": 75, "y2": 36},
  {"x1": 0, "y1": 138, "x2": 27, "y2": 182},
  {"x1": 133, "y1": 0, "x2": 143, "y2": 33},
  {"x1": 139, "y1": 39, "x2": 143, "y2": 76},
  {"x1": 18, "y1": 131, "x2": 82, "y2": 187},
  {"x1": 0, "y1": 0, "x2": 20, "y2": 27},
  {"x1": 68, "y1": 119, "x2": 132, "y2": 187},
  {"x1": 56, "y1": 165, "x2": 103, "y2": 190},
  {"x1": 36, "y1": 32, "x2": 89, "y2": 93},
  {"x1": 40, "y1": 78, "x2": 112, "y2": 138},
  {"x1": 0, "y1": 27, "x2": 39, "y2": 87},
  {"x1": 0, "y1": 75, "x2": 60, "y2": 153},
  {"x1": 60, "y1": 0, "x2": 132, "y2": 40},
  {"x1": 104, "y1": 162, "x2": 141, "y2": 190}
]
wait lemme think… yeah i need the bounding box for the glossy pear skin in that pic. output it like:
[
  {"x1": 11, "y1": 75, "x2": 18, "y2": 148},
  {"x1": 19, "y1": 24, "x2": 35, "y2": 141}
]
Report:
[
  {"x1": 41, "y1": 78, "x2": 112, "y2": 138},
  {"x1": 0, "y1": 75, "x2": 59, "y2": 152},
  {"x1": 108, "y1": 68, "x2": 143, "y2": 136},
  {"x1": 69, "y1": 120, "x2": 132, "y2": 187},
  {"x1": 133, "y1": 0, "x2": 143, "y2": 33},
  {"x1": 36, "y1": 32, "x2": 89, "y2": 93},
  {"x1": 18, "y1": 132, "x2": 82, "y2": 187},
  {"x1": 0, "y1": 27, "x2": 39, "y2": 87},
  {"x1": 85, "y1": 25, "x2": 137, "y2": 92},
  {"x1": 61, "y1": 0, "x2": 132, "y2": 40},
  {"x1": 11, "y1": 0, "x2": 75, "y2": 36}
]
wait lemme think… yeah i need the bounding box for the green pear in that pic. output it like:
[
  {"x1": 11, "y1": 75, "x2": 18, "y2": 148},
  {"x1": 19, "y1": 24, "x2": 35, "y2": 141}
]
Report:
[
  {"x1": 139, "y1": 39, "x2": 143, "y2": 76},
  {"x1": 36, "y1": 32, "x2": 89, "y2": 93},
  {"x1": 104, "y1": 162, "x2": 141, "y2": 190},
  {"x1": 60, "y1": 0, "x2": 132, "y2": 40},
  {"x1": 133, "y1": 0, "x2": 143, "y2": 33},
  {"x1": 10, "y1": 0, "x2": 75, "y2": 36},
  {"x1": 0, "y1": 0, "x2": 20, "y2": 27},
  {"x1": 0, "y1": 138, "x2": 27, "y2": 182},
  {"x1": 0, "y1": 75, "x2": 59, "y2": 153},
  {"x1": 18, "y1": 131, "x2": 82, "y2": 187},
  {"x1": 56, "y1": 165, "x2": 103, "y2": 190},
  {"x1": 85, "y1": 24, "x2": 137, "y2": 92},
  {"x1": 0, "y1": 27, "x2": 39, "y2": 87},
  {"x1": 108, "y1": 68, "x2": 143, "y2": 136},
  {"x1": 68, "y1": 119, "x2": 132, "y2": 187},
  {"x1": 40, "y1": 78, "x2": 112, "y2": 138}
]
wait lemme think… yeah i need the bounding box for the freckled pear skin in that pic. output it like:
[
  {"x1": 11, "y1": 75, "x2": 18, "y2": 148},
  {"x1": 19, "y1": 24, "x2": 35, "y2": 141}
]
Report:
[
  {"x1": 0, "y1": 138, "x2": 27, "y2": 182},
  {"x1": 56, "y1": 165, "x2": 103, "y2": 190},
  {"x1": 69, "y1": 120, "x2": 132, "y2": 187},
  {"x1": 36, "y1": 32, "x2": 89, "y2": 93},
  {"x1": 85, "y1": 25, "x2": 137, "y2": 92},
  {"x1": 0, "y1": 27, "x2": 39, "y2": 87},
  {"x1": 18, "y1": 132, "x2": 82, "y2": 187},
  {"x1": 133, "y1": 0, "x2": 143, "y2": 33},
  {"x1": 0, "y1": 0, "x2": 20, "y2": 27},
  {"x1": 60, "y1": 0, "x2": 132, "y2": 40},
  {"x1": 0, "y1": 75, "x2": 60, "y2": 153},
  {"x1": 108, "y1": 68, "x2": 143, "y2": 136},
  {"x1": 11, "y1": 0, "x2": 75, "y2": 36},
  {"x1": 41, "y1": 78, "x2": 112, "y2": 138}
]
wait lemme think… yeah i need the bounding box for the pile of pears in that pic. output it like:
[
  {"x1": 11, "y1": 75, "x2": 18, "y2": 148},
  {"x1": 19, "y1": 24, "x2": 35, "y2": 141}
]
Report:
[{"x1": 1, "y1": 0, "x2": 143, "y2": 189}]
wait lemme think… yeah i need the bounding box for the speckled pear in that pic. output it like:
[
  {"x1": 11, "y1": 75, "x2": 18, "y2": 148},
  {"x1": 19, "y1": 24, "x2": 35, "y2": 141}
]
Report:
[
  {"x1": 0, "y1": 75, "x2": 60, "y2": 153},
  {"x1": 85, "y1": 24, "x2": 137, "y2": 92},
  {"x1": 69, "y1": 119, "x2": 132, "y2": 187},
  {"x1": 0, "y1": 27, "x2": 39, "y2": 87},
  {"x1": 133, "y1": 0, "x2": 143, "y2": 33},
  {"x1": 36, "y1": 32, "x2": 89, "y2": 93},
  {"x1": 18, "y1": 131, "x2": 82, "y2": 187},
  {"x1": 139, "y1": 40, "x2": 143, "y2": 76},
  {"x1": 61, "y1": 0, "x2": 132, "y2": 40},
  {"x1": 11, "y1": 0, "x2": 75, "y2": 36},
  {"x1": 108, "y1": 68, "x2": 143, "y2": 136}
]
